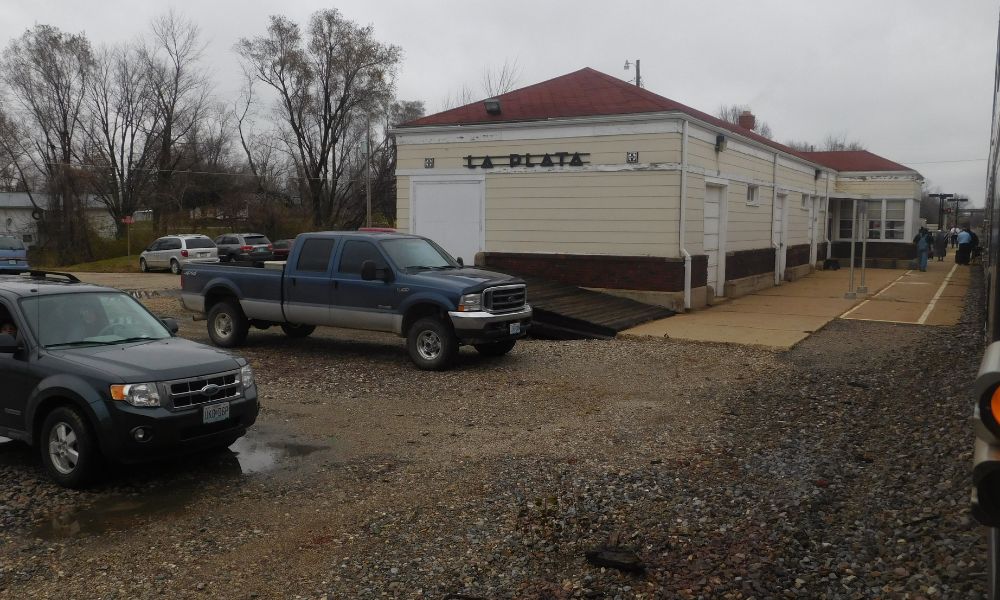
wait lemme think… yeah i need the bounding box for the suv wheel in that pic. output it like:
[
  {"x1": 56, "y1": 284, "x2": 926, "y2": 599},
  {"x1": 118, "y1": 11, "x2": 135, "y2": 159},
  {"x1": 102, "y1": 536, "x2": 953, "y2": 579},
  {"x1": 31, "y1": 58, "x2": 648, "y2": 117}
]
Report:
[
  {"x1": 407, "y1": 317, "x2": 458, "y2": 371},
  {"x1": 139, "y1": 258, "x2": 149, "y2": 272},
  {"x1": 170, "y1": 259, "x2": 182, "y2": 275},
  {"x1": 40, "y1": 406, "x2": 100, "y2": 488},
  {"x1": 208, "y1": 300, "x2": 249, "y2": 347},
  {"x1": 281, "y1": 323, "x2": 316, "y2": 338},
  {"x1": 474, "y1": 340, "x2": 517, "y2": 357}
]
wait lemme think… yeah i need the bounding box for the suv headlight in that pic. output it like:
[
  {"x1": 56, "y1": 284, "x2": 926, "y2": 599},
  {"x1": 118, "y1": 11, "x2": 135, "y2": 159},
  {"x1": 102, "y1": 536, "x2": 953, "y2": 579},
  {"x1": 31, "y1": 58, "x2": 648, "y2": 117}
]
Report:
[
  {"x1": 110, "y1": 383, "x2": 161, "y2": 407},
  {"x1": 240, "y1": 364, "x2": 255, "y2": 390},
  {"x1": 458, "y1": 293, "x2": 482, "y2": 312}
]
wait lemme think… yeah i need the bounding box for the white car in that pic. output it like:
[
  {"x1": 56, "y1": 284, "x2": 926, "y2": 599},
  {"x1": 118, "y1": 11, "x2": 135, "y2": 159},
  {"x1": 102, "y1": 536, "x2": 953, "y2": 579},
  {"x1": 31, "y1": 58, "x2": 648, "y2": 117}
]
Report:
[{"x1": 140, "y1": 234, "x2": 219, "y2": 274}]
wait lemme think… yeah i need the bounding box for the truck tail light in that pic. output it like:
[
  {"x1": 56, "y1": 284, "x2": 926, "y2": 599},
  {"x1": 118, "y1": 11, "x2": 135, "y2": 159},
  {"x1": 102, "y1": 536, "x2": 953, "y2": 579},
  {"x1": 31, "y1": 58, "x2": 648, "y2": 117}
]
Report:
[{"x1": 180, "y1": 249, "x2": 189, "y2": 257}]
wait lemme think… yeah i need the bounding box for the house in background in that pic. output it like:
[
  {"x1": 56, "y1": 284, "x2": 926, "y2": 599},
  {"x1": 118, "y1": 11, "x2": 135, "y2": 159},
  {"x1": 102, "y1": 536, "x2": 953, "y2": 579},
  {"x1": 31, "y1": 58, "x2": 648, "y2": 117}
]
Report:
[
  {"x1": 0, "y1": 192, "x2": 116, "y2": 247},
  {"x1": 392, "y1": 68, "x2": 922, "y2": 310}
]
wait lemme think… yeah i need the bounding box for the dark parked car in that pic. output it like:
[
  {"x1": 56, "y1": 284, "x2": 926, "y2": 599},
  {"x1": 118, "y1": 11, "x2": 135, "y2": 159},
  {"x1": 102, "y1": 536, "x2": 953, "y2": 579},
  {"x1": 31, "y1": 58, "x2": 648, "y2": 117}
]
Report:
[
  {"x1": 214, "y1": 233, "x2": 272, "y2": 262},
  {"x1": 271, "y1": 239, "x2": 294, "y2": 261},
  {"x1": 0, "y1": 235, "x2": 29, "y2": 272},
  {"x1": 0, "y1": 271, "x2": 258, "y2": 487}
]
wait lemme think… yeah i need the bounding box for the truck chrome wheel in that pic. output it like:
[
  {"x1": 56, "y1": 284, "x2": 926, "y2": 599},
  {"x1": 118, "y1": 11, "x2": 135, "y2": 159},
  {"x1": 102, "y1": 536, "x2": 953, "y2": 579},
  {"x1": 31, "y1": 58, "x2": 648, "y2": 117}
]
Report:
[
  {"x1": 48, "y1": 422, "x2": 79, "y2": 475},
  {"x1": 214, "y1": 313, "x2": 234, "y2": 338},
  {"x1": 416, "y1": 330, "x2": 443, "y2": 360}
]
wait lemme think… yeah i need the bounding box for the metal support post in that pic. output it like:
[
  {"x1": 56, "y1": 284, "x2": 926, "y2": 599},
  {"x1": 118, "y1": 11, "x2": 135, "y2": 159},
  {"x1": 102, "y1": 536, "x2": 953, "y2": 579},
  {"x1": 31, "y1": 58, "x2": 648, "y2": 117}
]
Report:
[
  {"x1": 858, "y1": 201, "x2": 869, "y2": 294},
  {"x1": 845, "y1": 199, "x2": 858, "y2": 299}
]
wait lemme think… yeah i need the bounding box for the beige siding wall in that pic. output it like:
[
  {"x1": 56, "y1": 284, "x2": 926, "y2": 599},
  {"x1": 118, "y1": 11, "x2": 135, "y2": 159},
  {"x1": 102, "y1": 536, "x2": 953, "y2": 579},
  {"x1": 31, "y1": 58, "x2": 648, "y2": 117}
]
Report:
[
  {"x1": 397, "y1": 133, "x2": 681, "y2": 171},
  {"x1": 834, "y1": 176, "x2": 922, "y2": 198},
  {"x1": 396, "y1": 175, "x2": 410, "y2": 232},
  {"x1": 726, "y1": 183, "x2": 774, "y2": 252},
  {"x1": 483, "y1": 171, "x2": 679, "y2": 256}
]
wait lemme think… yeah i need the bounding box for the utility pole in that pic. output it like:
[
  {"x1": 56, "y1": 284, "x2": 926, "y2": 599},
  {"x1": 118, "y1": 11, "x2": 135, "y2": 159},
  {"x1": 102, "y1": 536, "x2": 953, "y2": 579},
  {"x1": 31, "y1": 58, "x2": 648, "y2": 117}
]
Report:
[
  {"x1": 365, "y1": 114, "x2": 372, "y2": 228},
  {"x1": 624, "y1": 59, "x2": 641, "y2": 88}
]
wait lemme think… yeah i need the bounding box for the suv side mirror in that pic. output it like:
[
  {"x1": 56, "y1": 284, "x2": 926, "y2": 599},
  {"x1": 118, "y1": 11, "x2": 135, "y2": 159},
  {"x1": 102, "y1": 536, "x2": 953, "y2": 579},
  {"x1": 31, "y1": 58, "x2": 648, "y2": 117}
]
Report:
[
  {"x1": 0, "y1": 333, "x2": 18, "y2": 353},
  {"x1": 160, "y1": 317, "x2": 180, "y2": 336},
  {"x1": 361, "y1": 260, "x2": 377, "y2": 281},
  {"x1": 457, "y1": 257, "x2": 464, "y2": 267}
]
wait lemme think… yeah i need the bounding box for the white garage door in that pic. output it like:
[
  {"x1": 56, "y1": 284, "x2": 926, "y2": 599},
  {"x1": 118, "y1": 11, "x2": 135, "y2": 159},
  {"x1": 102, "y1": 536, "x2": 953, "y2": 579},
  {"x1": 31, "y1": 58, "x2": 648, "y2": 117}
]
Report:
[{"x1": 411, "y1": 179, "x2": 484, "y2": 263}]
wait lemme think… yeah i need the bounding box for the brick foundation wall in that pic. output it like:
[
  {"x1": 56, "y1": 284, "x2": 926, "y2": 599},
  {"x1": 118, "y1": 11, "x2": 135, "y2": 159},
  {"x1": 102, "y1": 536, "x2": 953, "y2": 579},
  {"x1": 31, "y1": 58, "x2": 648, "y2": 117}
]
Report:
[
  {"x1": 830, "y1": 241, "x2": 915, "y2": 260},
  {"x1": 725, "y1": 248, "x2": 775, "y2": 281},
  {"x1": 786, "y1": 244, "x2": 811, "y2": 268},
  {"x1": 479, "y1": 252, "x2": 707, "y2": 292}
]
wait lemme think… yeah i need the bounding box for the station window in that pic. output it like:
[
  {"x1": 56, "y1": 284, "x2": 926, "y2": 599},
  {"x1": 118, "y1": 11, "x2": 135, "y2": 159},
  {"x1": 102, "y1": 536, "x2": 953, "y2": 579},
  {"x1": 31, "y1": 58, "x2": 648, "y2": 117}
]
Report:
[{"x1": 746, "y1": 185, "x2": 759, "y2": 205}]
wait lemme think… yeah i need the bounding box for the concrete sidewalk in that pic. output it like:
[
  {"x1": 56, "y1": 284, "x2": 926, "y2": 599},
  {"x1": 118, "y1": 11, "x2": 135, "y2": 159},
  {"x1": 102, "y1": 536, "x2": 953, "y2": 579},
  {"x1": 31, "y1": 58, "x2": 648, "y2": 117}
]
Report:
[{"x1": 624, "y1": 260, "x2": 970, "y2": 349}]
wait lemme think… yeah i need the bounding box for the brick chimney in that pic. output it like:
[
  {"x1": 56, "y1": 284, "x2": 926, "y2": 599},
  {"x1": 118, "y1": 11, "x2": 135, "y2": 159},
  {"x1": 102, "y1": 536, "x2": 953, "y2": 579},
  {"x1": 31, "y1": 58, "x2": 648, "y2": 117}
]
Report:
[{"x1": 737, "y1": 110, "x2": 756, "y2": 131}]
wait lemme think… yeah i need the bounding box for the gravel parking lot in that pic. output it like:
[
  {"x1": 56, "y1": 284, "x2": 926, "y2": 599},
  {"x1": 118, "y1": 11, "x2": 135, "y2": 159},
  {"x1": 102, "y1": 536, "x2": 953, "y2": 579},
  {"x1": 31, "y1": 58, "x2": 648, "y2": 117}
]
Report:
[{"x1": 0, "y1": 276, "x2": 989, "y2": 599}]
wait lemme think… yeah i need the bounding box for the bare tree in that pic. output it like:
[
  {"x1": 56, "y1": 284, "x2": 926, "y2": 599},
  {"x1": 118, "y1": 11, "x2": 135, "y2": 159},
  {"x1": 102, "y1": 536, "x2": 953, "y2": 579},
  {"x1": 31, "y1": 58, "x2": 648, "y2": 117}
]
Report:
[
  {"x1": 2, "y1": 24, "x2": 95, "y2": 262},
  {"x1": 84, "y1": 42, "x2": 160, "y2": 236},
  {"x1": 717, "y1": 104, "x2": 773, "y2": 139},
  {"x1": 142, "y1": 10, "x2": 211, "y2": 208},
  {"x1": 482, "y1": 58, "x2": 521, "y2": 97},
  {"x1": 822, "y1": 133, "x2": 865, "y2": 151},
  {"x1": 236, "y1": 9, "x2": 402, "y2": 227},
  {"x1": 785, "y1": 140, "x2": 817, "y2": 152}
]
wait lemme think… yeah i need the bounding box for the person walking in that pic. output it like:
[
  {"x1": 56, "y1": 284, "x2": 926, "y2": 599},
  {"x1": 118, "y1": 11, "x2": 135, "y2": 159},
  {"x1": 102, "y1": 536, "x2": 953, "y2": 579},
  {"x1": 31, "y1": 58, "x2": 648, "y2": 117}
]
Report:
[
  {"x1": 913, "y1": 227, "x2": 932, "y2": 272},
  {"x1": 956, "y1": 226, "x2": 973, "y2": 265},
  {"x1": 951, "y1": 226, "x2": 960, "y2": 248},
  {"x1": 933, "y1": 228, "x2": 949, "y2": 262}
]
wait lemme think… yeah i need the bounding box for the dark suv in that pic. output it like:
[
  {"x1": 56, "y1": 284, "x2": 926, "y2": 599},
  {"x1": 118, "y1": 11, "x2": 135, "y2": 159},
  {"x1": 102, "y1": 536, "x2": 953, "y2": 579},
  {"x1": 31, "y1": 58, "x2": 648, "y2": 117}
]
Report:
[
  {"x1": 0, "y1": 271, "x2": 259, "y2": 487},
  {"x1": 214, "y1": 233, "x2": 272, "y2": 262}
]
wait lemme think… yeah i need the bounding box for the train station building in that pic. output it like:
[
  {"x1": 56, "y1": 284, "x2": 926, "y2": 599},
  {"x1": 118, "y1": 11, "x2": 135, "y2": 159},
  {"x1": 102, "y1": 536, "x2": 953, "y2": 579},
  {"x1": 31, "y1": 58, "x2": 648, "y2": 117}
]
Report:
[{"x1": 393, "y1": 68, "x2": 923, "y2": 310}]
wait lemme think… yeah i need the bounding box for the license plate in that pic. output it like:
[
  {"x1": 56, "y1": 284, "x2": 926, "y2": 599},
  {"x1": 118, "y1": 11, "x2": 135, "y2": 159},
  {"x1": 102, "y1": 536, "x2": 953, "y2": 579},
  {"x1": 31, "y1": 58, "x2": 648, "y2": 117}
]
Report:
[
  {"x1": 509, "y1": 322, "x2": 521, "y2": 335},
  {"x1": 203, "y1": 402, "x2": 230, "y2": 424},
  {"x1": 7, "y1": 260, "x2": 15, "y2": 265},
  {"x1": 198, "y1": 252, "x2": 208, "y2": 257}
]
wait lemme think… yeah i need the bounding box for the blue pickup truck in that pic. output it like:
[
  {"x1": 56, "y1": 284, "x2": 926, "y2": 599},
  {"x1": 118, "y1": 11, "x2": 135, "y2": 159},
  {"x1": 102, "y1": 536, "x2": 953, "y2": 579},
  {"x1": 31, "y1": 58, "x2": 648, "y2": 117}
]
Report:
[{"x1": 180, "y1": 231, "x2": 532, "y2": 370}]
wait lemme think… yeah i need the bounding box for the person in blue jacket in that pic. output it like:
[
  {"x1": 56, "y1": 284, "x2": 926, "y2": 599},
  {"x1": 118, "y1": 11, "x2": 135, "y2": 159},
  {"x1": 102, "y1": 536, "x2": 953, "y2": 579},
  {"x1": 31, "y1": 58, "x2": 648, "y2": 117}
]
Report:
[
  {"x1": 913, "y1": 227, "x2": 932, "y2": 272},
  {"x1": 956, "y1": 226, "x2": 973, "y2": 265}
]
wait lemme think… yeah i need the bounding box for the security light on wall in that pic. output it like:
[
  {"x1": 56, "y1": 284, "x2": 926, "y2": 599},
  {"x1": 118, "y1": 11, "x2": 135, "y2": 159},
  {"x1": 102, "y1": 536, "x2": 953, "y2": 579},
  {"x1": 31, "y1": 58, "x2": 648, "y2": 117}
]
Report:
[
  {"x1": 715, "y1": 134, "x2": 727, "y2": 153},
  {"x1": 484, "y1": 98, "x2": 501, "y2": 115}
]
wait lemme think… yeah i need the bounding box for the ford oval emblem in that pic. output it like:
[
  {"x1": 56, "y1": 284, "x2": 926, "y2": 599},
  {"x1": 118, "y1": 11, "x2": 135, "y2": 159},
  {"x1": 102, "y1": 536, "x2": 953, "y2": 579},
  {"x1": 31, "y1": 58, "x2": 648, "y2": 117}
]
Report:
[{"x1": 201, "y1": 383, "x2": 220, "y2": 396}]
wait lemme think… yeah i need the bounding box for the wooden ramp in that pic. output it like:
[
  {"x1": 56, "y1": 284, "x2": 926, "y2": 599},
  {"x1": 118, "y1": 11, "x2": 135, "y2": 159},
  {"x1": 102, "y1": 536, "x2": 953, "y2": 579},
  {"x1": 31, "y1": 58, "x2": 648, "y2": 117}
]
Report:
[{"x1": 522, "y1": 277, "x2": 675, "y2": 339}]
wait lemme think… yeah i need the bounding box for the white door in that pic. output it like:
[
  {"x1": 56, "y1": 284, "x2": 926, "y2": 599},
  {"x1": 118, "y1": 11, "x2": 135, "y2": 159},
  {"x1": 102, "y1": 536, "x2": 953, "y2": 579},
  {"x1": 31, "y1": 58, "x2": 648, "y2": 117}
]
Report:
[
  {"x1": 808, "y1": 196, "x2": 818, "y2": 266},
  {"x1": 411, "y1": 179, "x2": 484, "y2": 263},
  {"x1": 773, "y1": 193, "x2": 788, "y2": 280},
  {"x1": 704, "y1": 185, "x2": 726, "y2": 295}
]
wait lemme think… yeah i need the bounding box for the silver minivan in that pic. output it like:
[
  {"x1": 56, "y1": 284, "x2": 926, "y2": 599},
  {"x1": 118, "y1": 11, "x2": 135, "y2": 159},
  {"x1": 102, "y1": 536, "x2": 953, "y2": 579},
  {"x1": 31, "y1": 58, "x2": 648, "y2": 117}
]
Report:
[{"x1": 140, "y1": 234, "x2": 219, "y2": 274}]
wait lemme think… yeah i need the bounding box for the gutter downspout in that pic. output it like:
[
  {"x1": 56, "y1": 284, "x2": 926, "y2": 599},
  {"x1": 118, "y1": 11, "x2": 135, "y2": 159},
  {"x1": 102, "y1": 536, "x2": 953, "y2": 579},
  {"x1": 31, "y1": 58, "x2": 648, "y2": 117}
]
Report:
[
  {"x1": 824, "y1": 174, "x2": 832, "y2": 259},
  {"x1": 771, "y1": 152, "x2": 780, "y2": 286},
  {"x1": 679, "y1": 119, "x2": 692, "y2": 310}
]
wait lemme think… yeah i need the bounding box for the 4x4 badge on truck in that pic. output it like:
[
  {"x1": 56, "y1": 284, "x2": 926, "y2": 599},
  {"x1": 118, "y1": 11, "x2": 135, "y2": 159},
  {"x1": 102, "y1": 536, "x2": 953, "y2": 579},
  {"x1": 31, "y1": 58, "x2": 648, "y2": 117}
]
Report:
[{"x1": 200, "y1": 384, "x2": 220, "y2": 397}]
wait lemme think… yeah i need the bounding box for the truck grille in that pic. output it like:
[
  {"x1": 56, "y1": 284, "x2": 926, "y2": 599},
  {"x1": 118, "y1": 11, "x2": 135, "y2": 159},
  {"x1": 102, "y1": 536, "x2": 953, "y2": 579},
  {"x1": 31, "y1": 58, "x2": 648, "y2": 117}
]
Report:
[
  {"x1": 167, "y1": 370, "x2": 241, "y2": 409},
  {"x1": 484, "y1": 285, "x2": 527, "y2": 313}
]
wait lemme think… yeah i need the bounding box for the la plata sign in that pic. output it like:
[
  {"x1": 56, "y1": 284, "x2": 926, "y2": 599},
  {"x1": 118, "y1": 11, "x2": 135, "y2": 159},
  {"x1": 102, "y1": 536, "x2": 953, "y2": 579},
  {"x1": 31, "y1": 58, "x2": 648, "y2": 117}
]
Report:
[{"x1": 464, "y1": 152, "x2": 590, "y2": 169}]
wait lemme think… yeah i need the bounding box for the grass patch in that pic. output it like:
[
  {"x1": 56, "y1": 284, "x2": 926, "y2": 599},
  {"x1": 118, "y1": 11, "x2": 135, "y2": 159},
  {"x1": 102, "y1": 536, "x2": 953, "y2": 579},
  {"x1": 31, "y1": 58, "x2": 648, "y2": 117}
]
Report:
[{"x1": 39, "y1": 255, "x2": 141, "y2": 273}]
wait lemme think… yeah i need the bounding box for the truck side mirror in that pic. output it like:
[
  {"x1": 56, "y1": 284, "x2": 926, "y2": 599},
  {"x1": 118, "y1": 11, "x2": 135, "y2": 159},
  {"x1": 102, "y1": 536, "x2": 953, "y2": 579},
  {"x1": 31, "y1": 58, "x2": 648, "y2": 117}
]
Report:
[
  {"x1": 972, "y1": 342, "x2": 1000, "y2": 526},
  {"x1": 361, "y1": 260, "x2": 377, "y2": 281},
  {"x1": 0, "y1": 333, "x2": 18, "y2": 353},
  {"x1": 456, "y1": 257, "x2": 464, "y2": 267}
]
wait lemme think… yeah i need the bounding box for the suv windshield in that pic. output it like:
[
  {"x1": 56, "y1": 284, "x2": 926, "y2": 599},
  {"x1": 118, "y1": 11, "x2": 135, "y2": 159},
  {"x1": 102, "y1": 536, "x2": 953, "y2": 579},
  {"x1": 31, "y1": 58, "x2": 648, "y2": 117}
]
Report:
[
  {"x1": 0, "y1": 236, "x2": 24, "y2": 251},
  {"x1": 20, "y1": 291, "x2": 171, "y2": 348},
  {"x1": 380, "y1": 238, "x2": 457, "y2": 270},
  {"x1": 186, "y1": 238, "x2": 215, "y2": 249}
]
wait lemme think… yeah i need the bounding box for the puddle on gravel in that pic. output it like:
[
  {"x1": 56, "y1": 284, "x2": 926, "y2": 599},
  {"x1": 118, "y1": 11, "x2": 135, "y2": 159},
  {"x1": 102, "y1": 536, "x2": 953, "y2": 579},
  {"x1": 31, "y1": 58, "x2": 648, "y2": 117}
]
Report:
[{"x1": 31, "y1": 433, "x2": 327, "y2": 540}]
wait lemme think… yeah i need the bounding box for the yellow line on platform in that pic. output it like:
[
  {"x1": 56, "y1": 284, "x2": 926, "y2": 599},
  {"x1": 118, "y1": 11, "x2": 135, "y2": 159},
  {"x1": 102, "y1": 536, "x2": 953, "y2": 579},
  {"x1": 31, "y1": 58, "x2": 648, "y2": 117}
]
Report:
[
  {"x1": 918, "y1": 264, "x2": 959, "y2": 325},
  {"x1": 838, "y1": 270, "x2": 912, "y2": 320}
]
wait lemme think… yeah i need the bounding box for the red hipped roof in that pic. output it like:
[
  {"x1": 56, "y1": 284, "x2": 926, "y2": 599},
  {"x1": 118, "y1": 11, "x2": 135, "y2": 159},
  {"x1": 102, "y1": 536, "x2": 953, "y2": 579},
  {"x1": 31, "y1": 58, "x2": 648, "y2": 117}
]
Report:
[{"x1": 401, "y1": 68, "x2": 917, "y2": 174}]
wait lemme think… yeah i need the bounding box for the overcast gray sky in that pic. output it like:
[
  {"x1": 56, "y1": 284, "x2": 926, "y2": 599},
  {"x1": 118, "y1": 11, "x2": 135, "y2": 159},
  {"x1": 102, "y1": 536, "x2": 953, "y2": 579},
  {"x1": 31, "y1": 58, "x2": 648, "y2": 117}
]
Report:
[{"x1": 3, "y1": 0, "x2": 997, "y2": 205}]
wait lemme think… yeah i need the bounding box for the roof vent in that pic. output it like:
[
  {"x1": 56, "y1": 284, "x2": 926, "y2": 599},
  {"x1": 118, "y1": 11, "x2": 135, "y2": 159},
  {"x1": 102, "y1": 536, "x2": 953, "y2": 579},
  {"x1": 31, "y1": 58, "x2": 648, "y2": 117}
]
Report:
[{"x1": 484, "y1": 98, "x2": 501, "y2": 115}]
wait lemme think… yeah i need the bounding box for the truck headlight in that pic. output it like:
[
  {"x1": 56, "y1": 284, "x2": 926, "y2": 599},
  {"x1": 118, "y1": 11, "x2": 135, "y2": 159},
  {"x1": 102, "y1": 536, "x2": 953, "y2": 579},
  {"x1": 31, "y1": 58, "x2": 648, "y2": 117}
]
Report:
[
  {"x1": 458, "y1": 293, "x2": 482, "y2": 312},
  {"x1": 240, "y1": 364, "x2": 255, "y2": 390},
  {"x1": 110, "y1": 383, "x2": 161, "y2": 407}
]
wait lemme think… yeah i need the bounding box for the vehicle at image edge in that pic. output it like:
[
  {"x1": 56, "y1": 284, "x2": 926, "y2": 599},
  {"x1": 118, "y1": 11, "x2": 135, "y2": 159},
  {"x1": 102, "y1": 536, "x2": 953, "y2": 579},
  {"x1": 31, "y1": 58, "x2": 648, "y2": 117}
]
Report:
[
  {"x1": 0, "y1": 271, "x2": 259, "y2": 488},
  {"x1": 140, "y1": 234, "x2": 219, "y2": 274},
  {"x1": 0, "y1": 235, "x2": 29, "y2": 272},
  {"x1": 180, "y1": 231, "x2": 532, "y2": 370},
  {"x1": 214, "y1": 232, "x2": 272, "y2": 263},
  {"x1": 271, "y1": 239, "x2": 294, "y2": 261}
]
